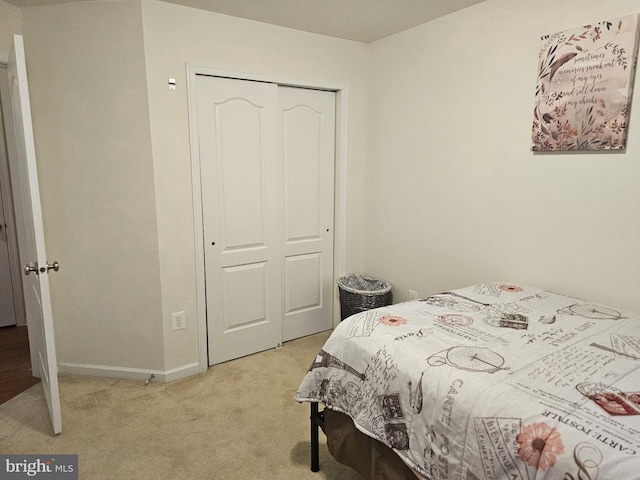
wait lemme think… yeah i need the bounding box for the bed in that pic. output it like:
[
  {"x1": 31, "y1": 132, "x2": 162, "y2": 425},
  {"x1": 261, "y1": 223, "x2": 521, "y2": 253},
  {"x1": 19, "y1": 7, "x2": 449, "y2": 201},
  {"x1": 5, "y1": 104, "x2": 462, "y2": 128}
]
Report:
[{"x1": 295, "y1": 282, "x2": 640, "y2": 480}]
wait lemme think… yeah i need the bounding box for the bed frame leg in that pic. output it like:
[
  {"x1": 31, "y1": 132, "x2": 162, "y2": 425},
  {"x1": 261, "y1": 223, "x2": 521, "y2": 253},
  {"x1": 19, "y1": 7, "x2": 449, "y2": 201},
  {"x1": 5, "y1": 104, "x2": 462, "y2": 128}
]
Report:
[{"x1": 310, "y1": 402, "x2": 322, "y2": 472}]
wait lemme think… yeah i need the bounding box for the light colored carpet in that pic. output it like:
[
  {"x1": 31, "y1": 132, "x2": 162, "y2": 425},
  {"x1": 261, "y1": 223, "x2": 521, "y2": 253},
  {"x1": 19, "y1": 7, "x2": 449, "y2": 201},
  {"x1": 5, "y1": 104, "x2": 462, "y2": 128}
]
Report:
[{"x1": 0, "y1": 331, "x2": 363, "y2": 480}]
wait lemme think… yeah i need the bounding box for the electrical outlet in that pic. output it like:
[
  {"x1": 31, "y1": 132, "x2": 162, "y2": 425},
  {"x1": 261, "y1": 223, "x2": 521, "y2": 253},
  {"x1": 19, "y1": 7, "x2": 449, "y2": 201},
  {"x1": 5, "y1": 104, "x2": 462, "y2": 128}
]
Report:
[
  {"x1": 409, "y1": 290, "x2": 418, "y2": 301},
  {"x1": 172, "y1": 311, "x2": 186, "y2": 331}
]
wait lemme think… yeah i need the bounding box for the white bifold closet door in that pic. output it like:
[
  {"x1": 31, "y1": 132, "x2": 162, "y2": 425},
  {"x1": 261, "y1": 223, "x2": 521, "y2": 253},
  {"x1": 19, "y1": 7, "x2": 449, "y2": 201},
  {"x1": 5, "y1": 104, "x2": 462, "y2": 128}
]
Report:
[{"x1": 195, "y1": 75, "x2": 335, "y2": 365}]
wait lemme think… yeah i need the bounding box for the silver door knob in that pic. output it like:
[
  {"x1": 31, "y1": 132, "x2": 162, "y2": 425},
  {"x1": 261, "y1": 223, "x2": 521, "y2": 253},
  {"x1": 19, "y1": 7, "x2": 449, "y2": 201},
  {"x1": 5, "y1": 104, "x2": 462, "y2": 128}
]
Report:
[
  {"x1": 24, "y1": 263, "x2": 38, "y2": 275},
  {"x1": 46, "y1": 261, "x2": 60, "y2": 272}
]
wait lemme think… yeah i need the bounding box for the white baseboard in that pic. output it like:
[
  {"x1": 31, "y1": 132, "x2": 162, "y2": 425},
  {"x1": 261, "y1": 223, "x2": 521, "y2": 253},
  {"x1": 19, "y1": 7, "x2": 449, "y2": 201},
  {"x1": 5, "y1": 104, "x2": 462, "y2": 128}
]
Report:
[{"x1": 57, "y1": 361, "x2": 202, "y2": 383}]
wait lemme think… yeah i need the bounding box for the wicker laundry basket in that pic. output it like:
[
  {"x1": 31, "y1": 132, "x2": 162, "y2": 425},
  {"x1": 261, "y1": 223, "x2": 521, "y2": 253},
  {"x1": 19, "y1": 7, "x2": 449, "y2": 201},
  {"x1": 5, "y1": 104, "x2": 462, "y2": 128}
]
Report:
[{"x1": 337, "y1": 274, "x2": 392, "y2": 321}]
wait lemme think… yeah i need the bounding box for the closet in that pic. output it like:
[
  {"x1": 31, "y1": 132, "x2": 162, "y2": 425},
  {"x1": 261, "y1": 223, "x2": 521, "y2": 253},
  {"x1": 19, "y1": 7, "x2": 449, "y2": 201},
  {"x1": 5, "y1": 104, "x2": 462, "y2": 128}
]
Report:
[{"x1": 194, "y1": 75, "x2": 335, "y2": 365}]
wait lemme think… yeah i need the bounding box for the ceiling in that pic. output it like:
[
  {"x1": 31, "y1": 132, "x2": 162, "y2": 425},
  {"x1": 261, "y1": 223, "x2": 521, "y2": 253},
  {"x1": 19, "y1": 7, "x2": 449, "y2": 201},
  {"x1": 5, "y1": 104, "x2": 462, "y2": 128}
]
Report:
[{"x1": 3, "y1": 0, "x2": 485, "y2": 43}]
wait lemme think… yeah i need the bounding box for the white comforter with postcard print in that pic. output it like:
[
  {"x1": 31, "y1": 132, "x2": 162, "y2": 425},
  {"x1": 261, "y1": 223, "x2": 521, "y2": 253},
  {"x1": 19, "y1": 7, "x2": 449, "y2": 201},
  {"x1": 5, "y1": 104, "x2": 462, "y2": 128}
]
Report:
[{"x1": 296, "y1": 283, "x2": 640, "y2": 480}]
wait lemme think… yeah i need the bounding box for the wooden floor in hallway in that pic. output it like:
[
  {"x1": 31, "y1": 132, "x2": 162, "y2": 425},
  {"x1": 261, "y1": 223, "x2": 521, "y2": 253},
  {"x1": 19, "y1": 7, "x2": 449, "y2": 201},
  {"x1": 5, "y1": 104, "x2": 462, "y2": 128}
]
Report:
[{"x1": 0, "y1": 325, "x2": 39, "y2": 405}]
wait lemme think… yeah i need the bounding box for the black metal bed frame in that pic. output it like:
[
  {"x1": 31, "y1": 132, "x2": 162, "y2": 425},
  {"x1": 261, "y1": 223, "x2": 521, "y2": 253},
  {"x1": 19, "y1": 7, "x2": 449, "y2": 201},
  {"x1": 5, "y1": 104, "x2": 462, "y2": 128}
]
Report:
[{"x1": 309, "y1": 402, "x2": 325, "y2": 472}]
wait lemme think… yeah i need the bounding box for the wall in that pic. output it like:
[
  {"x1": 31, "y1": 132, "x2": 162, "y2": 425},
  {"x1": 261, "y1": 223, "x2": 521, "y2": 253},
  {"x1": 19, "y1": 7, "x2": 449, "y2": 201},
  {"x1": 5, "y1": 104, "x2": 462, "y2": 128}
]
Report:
[
  {"x1": 20, "y1": 0, "x2": 166, "y2": 375},
  {"x1": 11, "y1": 0, "x2": 369, "y2": 377},
  {"x1": 0, "y1": 0, "x2": 20, "y2": 61},
  {"x1": 140, "y1": 0, "x2": 369, "y2": 371},
  {"x1": 365, "y1": 0, "x2": 640, "y2": 311},
  {"x1": 20, "y1": 0, "x2": 635, "y2": 379}
]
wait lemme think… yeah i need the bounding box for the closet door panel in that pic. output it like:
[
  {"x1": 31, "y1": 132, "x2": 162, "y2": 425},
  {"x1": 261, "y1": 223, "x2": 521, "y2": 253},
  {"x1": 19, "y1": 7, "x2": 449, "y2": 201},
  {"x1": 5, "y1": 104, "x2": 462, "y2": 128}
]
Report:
[
  {"x1": 280, "y1": 87, "x2": 335, "y2": 342},
  {"x1": 197, "y1": 75, "x2": 282, "y2": 365}
]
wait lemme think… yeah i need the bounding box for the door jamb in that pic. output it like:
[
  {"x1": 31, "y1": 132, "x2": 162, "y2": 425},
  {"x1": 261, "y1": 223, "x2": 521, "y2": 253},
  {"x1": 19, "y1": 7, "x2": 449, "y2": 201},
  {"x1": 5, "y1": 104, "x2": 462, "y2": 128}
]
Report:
[{"x1": 186, "y1": 66, "x2": 349, "y2": 372}]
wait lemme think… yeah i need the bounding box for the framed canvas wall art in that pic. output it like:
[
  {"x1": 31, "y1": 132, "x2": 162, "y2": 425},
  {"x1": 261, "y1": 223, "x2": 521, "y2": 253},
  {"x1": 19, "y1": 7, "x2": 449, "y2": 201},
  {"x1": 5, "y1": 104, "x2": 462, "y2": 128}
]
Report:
[{"x1": 532, "y1": 14, "x2": 640, "y2": 151}]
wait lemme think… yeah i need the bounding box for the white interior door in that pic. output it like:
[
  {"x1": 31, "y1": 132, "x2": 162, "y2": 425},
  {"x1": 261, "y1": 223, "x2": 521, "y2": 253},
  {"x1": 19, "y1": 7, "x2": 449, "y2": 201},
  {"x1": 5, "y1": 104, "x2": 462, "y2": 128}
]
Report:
[
  {"x1": 280, "y1": 87, "x2": 335, "y2": 341},
  {"x1": 7, "y1": 34, "x2": 62, "y2": 434},
  {"x1": 197, "y1": 76, "x2": 283, "y2": 365}
]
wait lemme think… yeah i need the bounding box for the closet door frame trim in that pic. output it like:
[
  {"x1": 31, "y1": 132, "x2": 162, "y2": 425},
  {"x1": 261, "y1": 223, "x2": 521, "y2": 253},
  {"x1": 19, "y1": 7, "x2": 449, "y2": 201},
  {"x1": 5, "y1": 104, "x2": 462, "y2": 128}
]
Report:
[{"x1": 186, "y1": 65, "x2": 349, "y2": 372}]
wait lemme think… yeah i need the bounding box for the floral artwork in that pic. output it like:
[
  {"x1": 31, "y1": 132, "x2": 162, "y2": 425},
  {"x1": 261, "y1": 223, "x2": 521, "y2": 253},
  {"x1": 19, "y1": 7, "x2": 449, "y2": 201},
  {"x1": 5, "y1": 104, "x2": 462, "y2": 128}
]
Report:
[
  {"x1": 517, "y1": 422, "x2": 565, "y2": 470},
  {"x1": 500, "y1": 284, "x2": 523, "y2": 293},
  {"x1": 532, "y1": 15, "x2": 640, "y2": 151},
  {"x1": 379, "y1": 315, "x2": 407, "y2": 326}
]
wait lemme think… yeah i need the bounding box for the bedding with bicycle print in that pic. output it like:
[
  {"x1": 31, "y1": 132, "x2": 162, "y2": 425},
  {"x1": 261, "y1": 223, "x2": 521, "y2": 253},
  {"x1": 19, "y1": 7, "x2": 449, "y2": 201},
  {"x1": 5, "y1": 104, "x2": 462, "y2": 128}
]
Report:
[{"x1": 296, "y1": 282, "x2": 640, "y2": 480}]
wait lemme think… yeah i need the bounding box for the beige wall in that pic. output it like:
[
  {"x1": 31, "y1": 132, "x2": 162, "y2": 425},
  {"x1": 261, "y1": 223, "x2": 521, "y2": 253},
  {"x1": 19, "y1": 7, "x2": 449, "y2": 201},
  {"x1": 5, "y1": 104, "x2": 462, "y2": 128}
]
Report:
[
  {"x1": 140, "y1": 0, "x2": 369, "y2": 371},
  {"x1": 14, "y1": 0, "x2": 640, "y2": 379},
  {"x1": 365, "y1": 0, "x2": 640, "y2": 310},
  {"x1": 15, "y1": 0, "x2": 368, "y2": 377},
  {"x1": 20, "y1": 0, "x2": 165, "y2": 374},
  {"x1": 0, "y1": 0, "x2": 20, "y2": 61}
]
